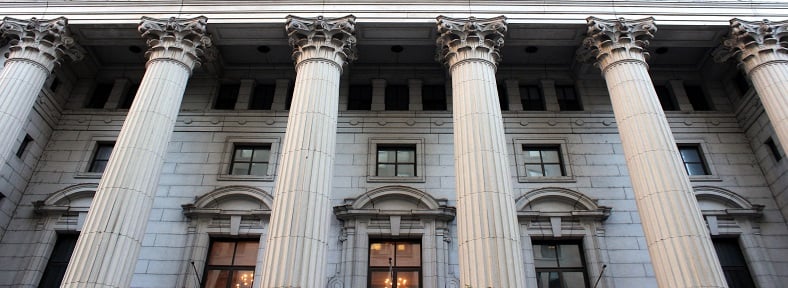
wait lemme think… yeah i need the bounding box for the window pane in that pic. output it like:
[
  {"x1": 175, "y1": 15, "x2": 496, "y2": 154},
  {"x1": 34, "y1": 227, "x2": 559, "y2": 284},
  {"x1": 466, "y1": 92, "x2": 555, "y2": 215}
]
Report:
[
  {"x1": 395, "y1": 270, "x2": 420, "y2": 288},
  {"x1": 397, "y1": 150, "x2": 415, "y2": 162},
  {"x1": 233, "y1": 241, "x2": 260, "y2": 266},
  {"x1": 204, "y1": 270, "x2": 230, "y2": 288},
  {"x1": 252, "y1": 148, "x2": 270, "y2": 162},
  {"x1": 250, "y1": 163, "x2": 268, "y2": 176},
  {"x1": 536, "y1": 271, "x2": 561, "y2": 288},
  {"x1": 533, "y1": 244, "x2": 558, "y2": 267},
  {"x1": 378, "y1": 150, "x2": 395, "y2": 163},
  {"x1": 231, "y1": 270, "x2": 255, "y2": 288},
  {"x1": 525, "y1": 164, "x2": 544, "y2": 177},
  {"x1": 232, "y1": 163, "x2": 250, "y2": 175},
  {"x1": 207, "y1": 242, "x2": 235, "y2": 265},
  {"x1": 377, "y1": 164, "x2": 395, "y2": 177},
  {"x1": 235, "y1": 149, "x2": 253, "y2": 161},
  {"x1": 90, "y1": 161, "x2": 108, "y2": 173},
  {"x1": 524, "y1": 150, "x2": 542, "y2": 163},
  {"x1": 369, "y1": 242, "x2": 395, "y2": 267},
  {"x1": 541, "y1": 150, "x2": 560, "y2": 163},
  {"x1": 395, "y1": 243, "x2": 420, "y2": 267},
  {"x1": 397, "y1": 164, "x2": 415, "y2": 177},
  {"x1": 680, "y1": 147, "x2": 701, "y2": 162},
  {"x1": 370, "y1": 271, "x2": 393, "y2": 288},
  {"x1": 543, "y1": 164, "x2": 563, "y2": 177},
  {"x1": 95, "y1": 146, "x2": 113, "y2": 160},
  {"x1": 557, "y1": 244, "x2": 583, "y2": 267},
  {"x1": 686, "y1": 163, "x2": 708, "y2": 175},
  {"x1": 561, "y1": 272, "x2": 586, "y2": 288}
]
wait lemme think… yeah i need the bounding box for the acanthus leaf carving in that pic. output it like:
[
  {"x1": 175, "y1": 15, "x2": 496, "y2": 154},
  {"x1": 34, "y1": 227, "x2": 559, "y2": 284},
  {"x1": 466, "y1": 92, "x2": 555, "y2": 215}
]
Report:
[
  {"x1": 138, "y1": 16, "x2": 212, "y2": 70},
  {"x1": 714, "y1": 18, "x2": 788, "y2": 73},
  {"x1": 285, "y1": 15, "x2": 357, "y2": 67},
  {"x1": 0, "y1": 16, "x2": 84, "y2": 71},
  {"x1": 435, "y1": 15, "x2": 507, "y2": 68},
  {"x1": 577, "y1": 17, "x2": 656, "y2": 72}
]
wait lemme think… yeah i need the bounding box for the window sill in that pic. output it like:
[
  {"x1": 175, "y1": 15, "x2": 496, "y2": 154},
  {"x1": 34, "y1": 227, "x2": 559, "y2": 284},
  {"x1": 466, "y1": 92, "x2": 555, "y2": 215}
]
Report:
[
  {"x1": 689, "y1": 175, "x2": 722, "y2": 182},
  {"x1": 367, "y1": 175, "x2": 425, "y2": 183},
  {"x1": 74, "y1": 172, "x2": 103, "y2": 179},
  {"x1": 217, "y1": 174, "x2": 274, "y2": 182},
  {"x1": 518, "y1": 176, "x2": 576, "y2": 183}
]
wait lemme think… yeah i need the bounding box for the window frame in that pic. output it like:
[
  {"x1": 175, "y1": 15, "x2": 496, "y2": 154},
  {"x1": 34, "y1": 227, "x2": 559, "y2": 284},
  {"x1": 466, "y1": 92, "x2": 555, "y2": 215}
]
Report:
[
  {"x1": 219, "y1": 137, "x2": 280, "y2": 182},
  {"x1": 229, "y1": 144, "x2": 272, "y2": 177},
  {"x1": 514, "y1": 138, "x2": 574, "y2": 183},
  {"x1": 531, "y1": 239, "x2": 590, "y2": 288},
  {"x1": 38, "y1": 233, "x2": 79, "y2": 288},
  {"x1": 675, "y1": 141, "x2": 720, "y2": 181},
  {"x1": 202, "y1": 238, "x2": 260, "y2": 288},
  {"x1": 367, "y1": 138, "x2": 425, "y2": 183},
  {"x1": 555, "y1": 85, "x2": 583, "y2": 111},
  {"x1": 520, "y1": 84, "x2": 546, "y2": 111},
  {"x1": 76, "y1": 136, "x2": 117, "y2": 179},
  {"x1": 368, "y1": 240, "x2": 422, "y2": 288}
]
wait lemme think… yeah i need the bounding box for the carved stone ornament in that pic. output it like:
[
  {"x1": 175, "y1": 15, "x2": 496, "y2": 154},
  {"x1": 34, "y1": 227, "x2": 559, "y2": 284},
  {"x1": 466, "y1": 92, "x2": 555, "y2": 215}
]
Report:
[
  {"x1": 578, "y1": 17, "x2": 656, "y2": 70},
  {"x1": 0, "y1": 17, "x2": 84, "y2": 71},
  {"x1": 435, "y1": 15, "x2": 507, "y2": 68},
  {"x1": 714, "y1": 18, "x2": 788, "y2": 72},
  {"x1": 285, "y1": 15, "x2": 357, "y2": 66},
  {"x1": 138, "y1": 16, "x2": 212, "y2": 70}
]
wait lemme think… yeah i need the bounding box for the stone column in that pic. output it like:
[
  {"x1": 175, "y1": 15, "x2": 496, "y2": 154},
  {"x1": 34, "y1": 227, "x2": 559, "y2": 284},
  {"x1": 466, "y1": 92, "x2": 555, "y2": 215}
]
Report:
[
  {"x1": 260, "y1": 15, "x2": 356, "y2": 288},
  {"x1": 436, "y1": 16, "x2": 525, "y2": 288},
  {"x1": 0, "y1": 17, "x2": 81, "y2": 172},
  {"x1": 716, "y1": 19, "x2": 788, "y2": 153},
  {"x1": 62, "y1": 16, "x2": 210, "y2": 288},
  {"x1": 579, "y1": 17, "x2": 727, "y2": 288}
]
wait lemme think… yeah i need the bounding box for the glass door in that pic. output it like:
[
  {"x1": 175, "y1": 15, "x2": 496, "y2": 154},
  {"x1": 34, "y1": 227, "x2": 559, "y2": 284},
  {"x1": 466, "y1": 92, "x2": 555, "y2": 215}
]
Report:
[{"x1": 369, "y1": 241, "x2": 421, "y2": 288}]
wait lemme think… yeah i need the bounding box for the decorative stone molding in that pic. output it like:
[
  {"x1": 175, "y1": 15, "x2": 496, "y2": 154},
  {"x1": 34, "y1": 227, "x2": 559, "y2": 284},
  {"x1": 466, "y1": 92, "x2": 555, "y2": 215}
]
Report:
[
  {"x1": 515, "y1": 187, "x2": 611, "y2": 221},
  {"x1": 139, "y1": 16, "x2": 212, "y2": 71},
  {"x1": 334, "y1": 185, "x2": 456, "y2": 220},
  {"x1": 33, "y1": 183, "x2": 97, "y2": 215},
  {"x1": 714, "y1": 18, "x2": 788, "y2": 74},
  {"x1": 694, "y1": 186, "x2": 764, "y2": 218},
  {"x1": 182, "y1": 185, "x2": 273, "y2": 218},
  {"x1": 435, "y1": 15, "x2": 507, "y2": 69},
  {"x1": 578, "y1": 17, "x2": 656, "y2": 72},
  {"x1": 285, "y1": 15, "x2": 357, "y2": 68},
  {"x1": 0, "y1": 17, "x2": 83, "y2": 71}
]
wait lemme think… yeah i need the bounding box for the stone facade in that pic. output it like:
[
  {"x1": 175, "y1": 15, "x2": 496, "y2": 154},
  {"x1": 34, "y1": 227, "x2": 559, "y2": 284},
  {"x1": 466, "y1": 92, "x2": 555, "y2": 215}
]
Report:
[{"x1": 0, "y1": 1, "x2": 786, "y2": 288}]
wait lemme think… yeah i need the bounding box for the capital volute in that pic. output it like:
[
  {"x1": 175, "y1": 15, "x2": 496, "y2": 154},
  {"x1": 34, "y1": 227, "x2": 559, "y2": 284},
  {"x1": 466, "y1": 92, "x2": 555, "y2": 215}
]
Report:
[
  {"x1": 0, "y1": 17, "x2": 84, "y2": 72},
  {"x1": 435, "y1": 15, "x2": 507, "y2": 69},
  {"x1": 286, "y1": 15, "x2": 357, "y2": 68},
  {"x1": 578, "y1": 17, "x2": 656, "y2": 72},
  {"x1": 139, "y1": 16, "x2": 212, "y2": 71},
  {"x1": 714, "y1": 18, "x2": 788, "y2": 74}
]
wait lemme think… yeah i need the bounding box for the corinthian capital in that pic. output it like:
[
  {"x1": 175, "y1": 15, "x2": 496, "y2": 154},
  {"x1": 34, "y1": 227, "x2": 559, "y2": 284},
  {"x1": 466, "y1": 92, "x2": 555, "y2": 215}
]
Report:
[
  {"x1": 0, "y1": 17, "x2": 84, "y2": 71},
  {"x1": 714, "y1": 19, "x2": 788, "y2": 73},
  {"x1": 139, "y1": 16, "x2": 212, "y2": 71},
  {"x1": 578, "y1": 17, "x2": 656, "y2": 71},
  {"x1": 435, "y1": 15, "x2": 507, "y2": 69},
  {"x1": 286, "y1": 15, "x2": 357, "y2": 68}
]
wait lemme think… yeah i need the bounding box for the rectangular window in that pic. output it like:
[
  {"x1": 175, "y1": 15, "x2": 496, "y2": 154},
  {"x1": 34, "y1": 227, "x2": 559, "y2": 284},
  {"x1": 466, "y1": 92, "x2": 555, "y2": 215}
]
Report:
[
  {"x1": 497, "y1": 83, "x2": 509, "y2": 111},
  {"x1": 119, "y1": 83, "x2": 139, "y2": 109},
  {"x1": 377, "y1": 145, "x2": 417, "y2": 177},
  {"x1": 520, "y1": 85, "x2": 545, "y2": 111},
  {"x1": 86, "y1": 83, "x2": 113, "y2": 108},
  {"x1": 38, "y1": 234, "x2": 78, "y2": 288},
  {"x1": 556, "y1": 85, "x2": 582, "y2": 111},
  {"x1": 369, "y1": 241, "x2": 421, "y2": 288},
  {"x1": 203, "y1": 239, "x2": 259, "y2": 288},
  {"x1": 712, "y1": 238, "x2": 756, "y2": 288},
  {"x1": 214, "y1": 83, "x2": 240, "y2": 110},
  {"x1": 523, "y1": 145, "x2": 565, "y2": 177},
  {"x1": 89, "y1": 142, "x2": 115, "y2": 173},
  {"x1": 250, "y1": 84, "x2": 275, "y2": 110},
  {"x1": 16, "y1": 134, "x2": 33, "y2": 158},
  {"x1": 422, "y1": 85, "x2": 447, "y2": 111},
  {"x1": 685, "y1": 85, "x2": 712, "y2": 111},
  {"x1": 678, "y1": 144, "x2": 709, "y2": 175},
  {"x1": 532, "y1": 240, "x2": 589, "y2": 288},
  {"x1": 765, "y1": 137, "x2": 782, "y2": 161},
  {"x1": 230, "y1": 145, "x2": 271, "y2": 176},
  {"x1": 385, "y1": 85, "x2": 410, "y2": 111},
  {"x1": 348, "y1": 85, "x2": 373, "y2": 110},
  {"x1": 654, "y1": 85, "x2": 678, "y2": 111}
]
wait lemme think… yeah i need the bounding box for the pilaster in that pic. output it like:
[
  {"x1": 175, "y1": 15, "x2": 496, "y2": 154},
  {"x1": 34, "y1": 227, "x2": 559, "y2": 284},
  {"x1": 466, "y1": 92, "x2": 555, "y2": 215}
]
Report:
[
  {"x1": 505, "y1": 79, "x2": 522, "y2": 111},
  {"x1": 61, "y1": 16, "x2": 210, "y2": 288},
  {"x1": 408, "y1": 78, "x2": 423, "y2": 111},
  {"x1": 436, "y1": 15, "x2": 524, "y2": 288},
  {"x1": 370, "y1": 78, "x2": 386, "y2": 111},
  {"x1": 716, "y1": 18, "x2": 788, "y2": 155},
  {"x1": 580, "y1": 16, "x2": 727, "y2": 288},
  {"x1": 260, "y1": 14, "x2": 356, "y2": 288}
]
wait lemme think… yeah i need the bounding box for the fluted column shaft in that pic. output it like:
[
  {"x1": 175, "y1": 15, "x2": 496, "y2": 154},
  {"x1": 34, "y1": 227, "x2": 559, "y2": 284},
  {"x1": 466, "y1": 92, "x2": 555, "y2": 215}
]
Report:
[
  {"x1": 260, "y1": 15, "x2": 356, "y2": 288},
  {"x1": 62, "y1": 16, "x2": 210, "y2": 288},
  {"x1": 436, "y1": 16, "x2": 525, "y2": 287},
  {"x1": 582, "y1": 17, "x2": 726, "y2": 288},
  {"x1": 0, "y1": 17, "x2": 81, "y2": 172},
  {"x1": 718, "y1": 19, "x2": 788, "y2": 153}
]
